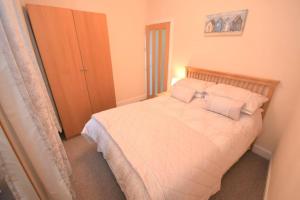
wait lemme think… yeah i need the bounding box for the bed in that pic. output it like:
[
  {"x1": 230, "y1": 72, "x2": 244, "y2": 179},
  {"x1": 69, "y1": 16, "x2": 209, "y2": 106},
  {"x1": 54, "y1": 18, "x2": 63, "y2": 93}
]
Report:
[{"x1": 82, "y1": 67, "x2": 279, "y2": 200}]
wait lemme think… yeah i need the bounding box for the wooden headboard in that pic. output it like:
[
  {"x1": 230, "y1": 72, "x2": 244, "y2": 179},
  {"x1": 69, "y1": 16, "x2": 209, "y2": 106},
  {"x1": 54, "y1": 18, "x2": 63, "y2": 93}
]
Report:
[{"x1": 186, "y1": 67, "x2": 279, "y2": 117}]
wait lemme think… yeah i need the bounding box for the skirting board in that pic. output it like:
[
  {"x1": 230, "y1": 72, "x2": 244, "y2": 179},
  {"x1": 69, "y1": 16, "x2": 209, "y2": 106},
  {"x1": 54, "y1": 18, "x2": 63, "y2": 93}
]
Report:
[
  {"x1": 116, "y1": 94, "x2": 147, "y2": 107},
  {"x1": 252, "y1": 144, "x2": 272, "y2": 160}
]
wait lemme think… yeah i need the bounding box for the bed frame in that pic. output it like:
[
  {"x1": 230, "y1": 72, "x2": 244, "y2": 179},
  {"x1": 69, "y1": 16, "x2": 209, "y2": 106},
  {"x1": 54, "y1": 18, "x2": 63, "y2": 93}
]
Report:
[{"x1": 186, "y1": 66, "x2": 279, "y2": 118}]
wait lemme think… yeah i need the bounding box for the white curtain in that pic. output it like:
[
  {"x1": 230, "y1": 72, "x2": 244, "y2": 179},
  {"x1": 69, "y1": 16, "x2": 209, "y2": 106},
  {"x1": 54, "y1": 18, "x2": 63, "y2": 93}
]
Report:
[
  {"x1": 0, "y1": 0, "x2": 74, "y2": 199},
  {"x1": 0, "y1": 126, "x2": 39, "y2": 200}
]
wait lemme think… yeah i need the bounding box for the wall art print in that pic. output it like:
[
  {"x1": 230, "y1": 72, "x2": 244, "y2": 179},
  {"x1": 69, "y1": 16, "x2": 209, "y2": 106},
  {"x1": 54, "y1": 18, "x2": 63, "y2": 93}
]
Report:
[{"x1": 204, "y1": 10, "x2": 248, "y2": 35}]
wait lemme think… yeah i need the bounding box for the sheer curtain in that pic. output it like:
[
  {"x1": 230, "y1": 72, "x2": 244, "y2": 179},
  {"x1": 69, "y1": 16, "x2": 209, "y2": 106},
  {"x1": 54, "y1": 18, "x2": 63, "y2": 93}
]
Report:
[
  {"x1": 0, "y1": 126, "x2": 39, "y2": 200},
  {"x1": 0, "y1": 0, "x2": 74, "y2": 199}
]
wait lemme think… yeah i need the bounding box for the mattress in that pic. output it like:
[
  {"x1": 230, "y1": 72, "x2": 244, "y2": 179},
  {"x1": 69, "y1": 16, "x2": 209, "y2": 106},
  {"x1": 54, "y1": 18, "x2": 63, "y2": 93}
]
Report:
[{"x1": 82, "y1": 95, "x2": 262, "y2": 200}]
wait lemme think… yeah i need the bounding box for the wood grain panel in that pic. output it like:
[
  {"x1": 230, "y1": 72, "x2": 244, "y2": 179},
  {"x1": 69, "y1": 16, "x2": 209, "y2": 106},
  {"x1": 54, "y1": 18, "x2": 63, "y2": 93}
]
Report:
[
  {"x1": 146, "y1": 28, "x2": 151, "y2": 97},
  {"x1": 27, "y1": 4, "x2": 92, "y2": 138},
  {"x1": 73, "y1": 10, "x2": 116, "y2": 113},
  {"x1": 163, "y1": 23, "x2": 170, "y2": 91},
  {"x1": 157, "y1": 30, "x2": 162, "y2": 93},
  {"x1": 151, "y1": 30, "x2": 156, "y2": 97}
]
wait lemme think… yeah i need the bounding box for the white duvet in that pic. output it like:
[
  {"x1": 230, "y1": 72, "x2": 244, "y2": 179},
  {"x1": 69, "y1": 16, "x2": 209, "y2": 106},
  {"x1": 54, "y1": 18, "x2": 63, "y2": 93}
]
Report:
[{"x1": 82, "y1": 96, "x2": 262, "y2": 200}]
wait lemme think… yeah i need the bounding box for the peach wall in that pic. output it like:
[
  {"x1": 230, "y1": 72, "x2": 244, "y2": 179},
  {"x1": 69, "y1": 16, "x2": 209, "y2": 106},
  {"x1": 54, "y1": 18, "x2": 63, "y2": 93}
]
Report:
[
  {"x1": 22, "y1": 0, "x2": 300, "y2": 152},
  {"x1": 23, "y1": 0, "x2": 147, "y2": 104},
  {"x1": 147, "y1": 0, "x2": 300, "y2": 152},
  {"x1": 264, "y1": 98, "x2": 300, "y2": 200}
]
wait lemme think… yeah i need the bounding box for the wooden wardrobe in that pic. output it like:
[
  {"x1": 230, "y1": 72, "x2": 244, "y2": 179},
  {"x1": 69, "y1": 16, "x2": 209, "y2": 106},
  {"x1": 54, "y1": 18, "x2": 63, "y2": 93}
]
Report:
[{"x1": 27, "y1": 4, "x2": 116, "y2": 138}]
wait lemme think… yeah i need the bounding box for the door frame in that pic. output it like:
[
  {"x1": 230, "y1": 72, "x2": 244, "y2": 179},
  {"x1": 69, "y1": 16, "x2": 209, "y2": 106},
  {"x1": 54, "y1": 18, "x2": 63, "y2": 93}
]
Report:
[{"x1": 146, "y1": 22, "x2": 171, "y2": 98}]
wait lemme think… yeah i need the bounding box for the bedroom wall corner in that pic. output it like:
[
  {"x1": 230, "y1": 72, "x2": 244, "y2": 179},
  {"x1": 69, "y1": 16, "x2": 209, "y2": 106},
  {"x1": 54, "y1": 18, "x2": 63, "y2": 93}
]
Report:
[
  {"x1": 264, "y1": 99, "x2": 300, "y2": 200},
  {"x1": 146, "y1": 0, "x2": 300, "y2": 153}
]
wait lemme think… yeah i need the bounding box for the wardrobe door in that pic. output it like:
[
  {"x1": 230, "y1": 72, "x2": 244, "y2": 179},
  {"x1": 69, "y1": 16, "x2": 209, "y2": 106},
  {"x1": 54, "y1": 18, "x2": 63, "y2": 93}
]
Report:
[
  {"x1": 27, "y1": 5, "x2": 92, "y2": 138},
  {"x1": 73, "y1": 11, "x2": 116, "y2": 113}
]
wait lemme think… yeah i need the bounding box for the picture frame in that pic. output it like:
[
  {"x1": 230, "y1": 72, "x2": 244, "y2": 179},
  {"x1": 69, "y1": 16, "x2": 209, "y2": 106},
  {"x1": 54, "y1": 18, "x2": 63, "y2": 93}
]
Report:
[{"x1": 204, "y1": 10, "x2": 248, "y2": 36}]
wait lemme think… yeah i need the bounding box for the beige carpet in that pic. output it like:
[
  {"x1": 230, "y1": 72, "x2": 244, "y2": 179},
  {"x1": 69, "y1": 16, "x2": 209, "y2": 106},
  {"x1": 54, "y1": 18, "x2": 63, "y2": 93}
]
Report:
[{"x1": 64, "y1": 136, "x2": 269, "y2": 200}]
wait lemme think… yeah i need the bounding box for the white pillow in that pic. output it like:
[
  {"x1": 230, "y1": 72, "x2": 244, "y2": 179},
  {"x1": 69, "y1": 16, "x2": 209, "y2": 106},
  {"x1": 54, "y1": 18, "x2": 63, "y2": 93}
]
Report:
[
  {"x1": 171, "y1": 85, "x2": 196, "y2": 103},
  {"x1": 204, "y1": 95, "x2": 245, "y2": 120},
  {"x1": 206, "y1": 84, "x2": 268, "y2": 115},
  {"x1": 174, "y1": 78, "x2": 216, "y2": 97}
]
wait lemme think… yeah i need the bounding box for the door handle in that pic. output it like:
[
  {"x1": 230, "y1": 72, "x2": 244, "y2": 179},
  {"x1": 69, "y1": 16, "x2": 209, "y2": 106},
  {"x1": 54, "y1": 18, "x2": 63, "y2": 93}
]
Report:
[{"x1": 80, "y1": 68, "x2": 88, "y2": 72}]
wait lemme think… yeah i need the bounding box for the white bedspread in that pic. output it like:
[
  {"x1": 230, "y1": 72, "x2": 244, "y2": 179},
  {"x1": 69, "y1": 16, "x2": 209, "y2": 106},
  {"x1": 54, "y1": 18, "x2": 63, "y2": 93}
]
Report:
[{"x1": 82, "y1": 96, "x2": 262, "y2": 200}]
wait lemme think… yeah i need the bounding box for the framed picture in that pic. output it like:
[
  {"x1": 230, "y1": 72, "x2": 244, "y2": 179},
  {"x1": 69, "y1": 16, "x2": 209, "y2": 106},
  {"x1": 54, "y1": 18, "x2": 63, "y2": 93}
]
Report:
[{"x1": 204, "y1": 10, "x2": 248, "y2": 36}]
